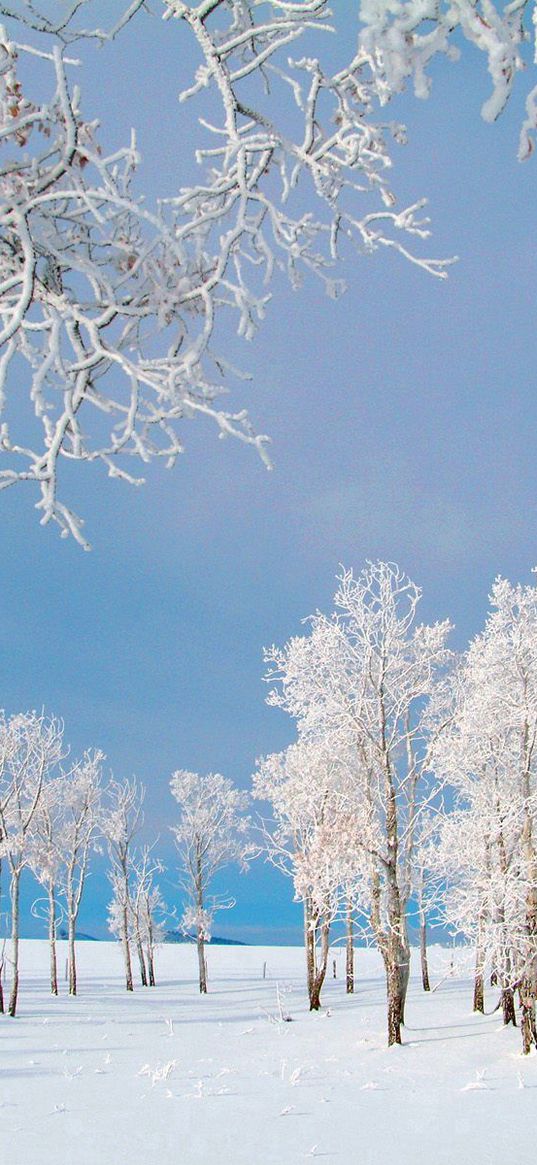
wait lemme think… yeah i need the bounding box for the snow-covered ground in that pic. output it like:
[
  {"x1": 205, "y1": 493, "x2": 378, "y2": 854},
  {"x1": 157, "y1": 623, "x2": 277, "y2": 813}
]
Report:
[{"x1": 1, "y1": 941, "x2": 535, "y2": 1165}]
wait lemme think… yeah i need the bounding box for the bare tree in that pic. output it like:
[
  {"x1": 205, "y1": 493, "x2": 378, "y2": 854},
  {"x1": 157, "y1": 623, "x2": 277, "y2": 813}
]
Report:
[{"x1": 170, "y1": 769, "x2": 251, "y2": 993}]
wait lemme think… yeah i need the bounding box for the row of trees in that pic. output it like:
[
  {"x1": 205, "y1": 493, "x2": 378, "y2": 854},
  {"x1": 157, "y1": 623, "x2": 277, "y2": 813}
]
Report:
[
  {"x1": 256, "y1": 562, "x2": 537, "y2": 1054},
  {"x1": 0, "y1": 722, "x2": 252, "y2": 1012},
  {"x1": 3, "y1": 563, "x2": 537, "y2": 1054},
  {"x1": 0, "y1": 721, "x2": 164, "y2": 1014},
  {"x1": 0, "y1": 1, "x2": 534, "y2": 544}
]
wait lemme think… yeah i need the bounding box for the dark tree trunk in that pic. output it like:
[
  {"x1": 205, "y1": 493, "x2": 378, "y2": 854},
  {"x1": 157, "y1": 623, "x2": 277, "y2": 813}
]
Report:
[
  {"x1": 501, "y1": 986, "x2": 517, "y2": 1026},
  {"x1": 420, "y1": 919, "x2": 430, "y2": 992},
  {"x1": 473, "y1": 936, "x2": 485, "y2": 1014},
  {"x1": 386, "y1": 958, "x2": 403, "y2": 1046},
  {"x1": 519, "y1": 983, "x2": 537, "y2": 1055},
  {"x1": 197, "y1": 928, "x2": 207, "y2": 994},
  {"x1": 136, "y1": 936, "x2": 148, "y2": 987},
  {"x1": 146, "y1": 945, "x2": 156, "y2": 987},
  {"x1": 307, "y1": 911, "x2": 330, "y2": 1011}
]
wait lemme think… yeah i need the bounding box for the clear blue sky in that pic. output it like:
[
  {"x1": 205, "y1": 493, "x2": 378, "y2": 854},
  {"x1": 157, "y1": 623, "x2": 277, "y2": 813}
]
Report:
[{"x1": 2, "y1": 6, "x2": 536, "y2": 941}]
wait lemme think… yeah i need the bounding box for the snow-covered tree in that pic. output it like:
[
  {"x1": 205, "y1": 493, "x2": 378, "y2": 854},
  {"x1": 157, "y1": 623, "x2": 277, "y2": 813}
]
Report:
[
  {"x1": 254, "y1": 738, "x2": 355, "y2": 1009},
  {"x1": 105, "y1": 776, "x2": 145, "y2": 993},
  {"x1": 0, "y1": 2, "x2": 454, "y2": 546},
  {"x1": 432, "y1": 574, "x2": 537, "y2": 1051},
  {"x1": 265, "y1": 562, "x2": 452, "y2": 1044},
  {"x1": 27, "y1": 770, "x2": 67, "y2": 995},
  {"x1": 170, "y1": 769, "x2": 252, "y2": 993},
  {"x1": 58, "y1": 750, "x2": 103, "y2": 996},
  {"x1": 129, "y1": 845, "x2": 169, "y2": 988},
  {"x1": 0, "y1": 711, "x2": 64, "y2": 1015}
]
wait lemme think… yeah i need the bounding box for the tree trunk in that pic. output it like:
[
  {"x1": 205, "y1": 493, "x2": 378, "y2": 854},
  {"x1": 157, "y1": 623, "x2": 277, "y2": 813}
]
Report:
[
  {"x1": 498, "y1": 943, "x2": 516, "y2": 1026},
  {"x1": 146, "y1": 944, "x2": 156, "y2": 987},
  {"x1": 308, "y1": 914, "x2": 330, "y2": 1011},
  {"x1": 197, "y1": 927, "x2": 207, "y2": 994},
  {"x1": 501, "y1": 986, "x2": 517, "y2": 1026},
  {"x1": 121, "y1": 905, "x2": 134, "y2": 992},
  {"x1": 136, "y1": 936, "x2": 148, "y2": 987},
  {"x1": 420, "y1": 918, "x2": 430, "y2": 992},
  {"x1": 473, "y1": 934, "x2": 485, "y2": 1014},
  {"x1": 68, "y1": 911, "x2": 77, "y2": 996},
  {"x1": 0, "y1": 861, "x2": 4, "y2": 1012},
  {"x1": 519, "y1": 788, "x2": 537, "y2": 1053},
  {"x1": 519, "y1": 982, "x2": 537, "y2": 1054},
  {"x1": 398, "y1": 930, "x2": 411, "y2": 1025},
  {"x1": 48, "y1": 884, "x2": 58, "y2": 995},
  {"x1": 8, "y1": 870, "x2": 20, "y2": 1017},
  {"x1": 345, "y1": 902, "x2": 354, "y2": 994},
  {"x1": 386, "y1": 955, "x2": 403, "y2": 1046},
  {"x1": 304, "y1": 898, "x2": 315, "y2": 1000}
]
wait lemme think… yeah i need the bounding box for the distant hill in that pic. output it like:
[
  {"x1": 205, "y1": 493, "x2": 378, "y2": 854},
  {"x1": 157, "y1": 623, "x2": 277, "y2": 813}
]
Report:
[
  {"x1": 164, "y1": 930, "x2": 245, "y2": 946},
  {"x1": 57, "y1": 928, "x2": 98, "y2": 942}
]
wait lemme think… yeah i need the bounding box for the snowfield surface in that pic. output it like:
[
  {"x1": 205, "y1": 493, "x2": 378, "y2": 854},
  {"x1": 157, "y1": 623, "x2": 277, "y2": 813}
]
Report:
[{"x1": 2, "y1": 942, "x2": 536, "y2": 1165}]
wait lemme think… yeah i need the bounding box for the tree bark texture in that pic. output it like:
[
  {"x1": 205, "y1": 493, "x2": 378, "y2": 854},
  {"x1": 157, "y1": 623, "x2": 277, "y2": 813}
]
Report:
[
  {"x1": 420, "y1": 919, "x2": 430, "y2": 992},
  {"x1": 136, "y1": 936, "x2": 148, "y2": 987},
  {"x1": 48, "y1": 885, "x2": 58, "y2": 995},
  {"x1": 197, "y1": 928, "x2": 207, "y2": 994},
  {"x1": 121, "y1": 904, "x2": 134, "y2": 992},
  {"x1": 346, "y1": 903, "x2": 354, "y2": 995},
  {"x1": 8, "y1": 871, "x2": 21, "y2": 1017},
  {"x1": 473, "y1": 926, "x2": 486, "y2": 1014},
  {"x1": 68, "y1": 913, "x2": 77, "y2": 996}
]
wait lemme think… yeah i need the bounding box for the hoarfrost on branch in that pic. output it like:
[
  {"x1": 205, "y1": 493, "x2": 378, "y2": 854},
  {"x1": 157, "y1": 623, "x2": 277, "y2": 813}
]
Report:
[{"x1": 0, "y1": 2, "x2": 452, "y2": 545}]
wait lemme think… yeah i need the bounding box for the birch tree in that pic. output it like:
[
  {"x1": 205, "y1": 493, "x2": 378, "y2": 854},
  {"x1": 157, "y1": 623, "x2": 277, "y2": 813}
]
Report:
[
  {"x1": 58, "y1": 750, "x2": 102, "y2": 996},
  {"x1": 432, "y1": 574, "x2": 537, "y2": 1051},
  {"x1": 105, "y1": 776, "x2": 145, "y2": 993},
  {"x1": 254, "y1": 738, "x2": 352, "y2": 1010},
  {"x1": 170, "y1": 769, "x2": 252, "y2": 993},
  {"x1": 266, "y1": 561, "x2": 452, "y2": 1044},
  {"x1": 129, "y1": 845, "x2": 169, "y2": 988},
  {"x1": 0, "y1": 711, "x2": 64, "y2": 1015},
  {"x1": 27, "y1": 770, "x2": 66, "y2": 995}
]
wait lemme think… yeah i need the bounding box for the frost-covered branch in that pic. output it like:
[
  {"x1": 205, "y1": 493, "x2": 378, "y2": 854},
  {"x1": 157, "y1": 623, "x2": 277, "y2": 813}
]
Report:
[
  {"x1": 358, "y1": 0, "x2": 537, "y2": 159},
  {"x1": 0, "y1": 5, "x2": 452, "y2": 544}
]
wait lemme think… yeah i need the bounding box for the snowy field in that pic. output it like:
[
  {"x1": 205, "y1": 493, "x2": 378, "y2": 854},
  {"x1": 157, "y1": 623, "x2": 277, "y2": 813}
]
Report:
[{"x1": 2, "y1": 942, "x2": 536, "y2": 1165}]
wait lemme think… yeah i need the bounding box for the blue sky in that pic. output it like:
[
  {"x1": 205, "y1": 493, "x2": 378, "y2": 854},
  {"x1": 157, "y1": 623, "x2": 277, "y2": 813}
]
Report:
[{"x1": 2, "y1": 6, "x2": 537, "y2": 941}]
